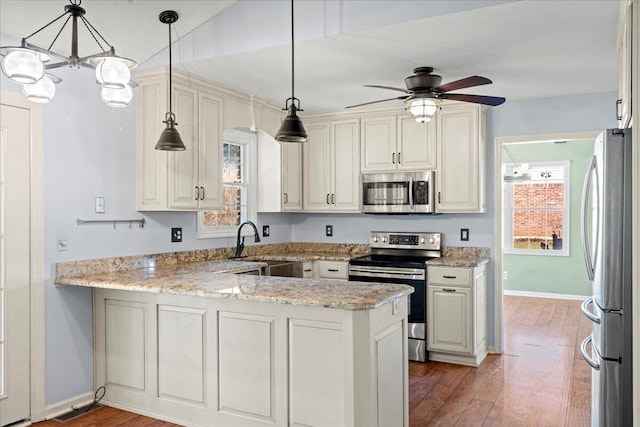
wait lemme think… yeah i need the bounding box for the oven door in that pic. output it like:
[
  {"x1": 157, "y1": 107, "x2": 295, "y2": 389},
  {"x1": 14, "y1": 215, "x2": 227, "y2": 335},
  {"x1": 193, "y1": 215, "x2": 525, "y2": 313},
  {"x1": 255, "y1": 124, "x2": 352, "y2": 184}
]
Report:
[{"x1": 348, "y1": 265, "x2": 425, "y2": 337}]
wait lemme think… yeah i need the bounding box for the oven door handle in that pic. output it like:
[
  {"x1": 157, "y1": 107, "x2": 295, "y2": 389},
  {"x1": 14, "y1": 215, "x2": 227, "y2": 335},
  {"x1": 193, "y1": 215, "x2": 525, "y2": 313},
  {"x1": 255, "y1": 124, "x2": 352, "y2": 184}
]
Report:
[{"x1": 348, "y1": 269, "x2": 425, "y2": 280}]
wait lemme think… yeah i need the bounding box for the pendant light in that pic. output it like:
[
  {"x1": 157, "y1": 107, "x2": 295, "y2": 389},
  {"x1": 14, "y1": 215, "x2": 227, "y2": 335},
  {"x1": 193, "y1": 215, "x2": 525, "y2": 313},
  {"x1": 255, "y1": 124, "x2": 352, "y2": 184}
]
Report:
[
  {"x1": 155, "y1": 10, "x2": 186, "y2": 151},
  {"x1": 275, "y1": 0, "x2": 308, "y2": 143}
]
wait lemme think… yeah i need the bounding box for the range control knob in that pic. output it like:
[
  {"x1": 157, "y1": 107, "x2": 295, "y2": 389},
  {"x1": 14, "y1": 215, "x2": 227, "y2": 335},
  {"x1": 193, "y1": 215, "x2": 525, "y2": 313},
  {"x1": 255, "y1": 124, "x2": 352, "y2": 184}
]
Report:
[
  {"x1": 429, "y1": 237, "x2": 436, "y2": 244},
  {"x1": 420, "y1": 237, "x2": 426, "y2": 244},
  {"x1": 381, "y1": 236, "x2": 388, "y2": 243},
  {"x1": 372, "y1": 236, "x2": 379, "y2": 243}
]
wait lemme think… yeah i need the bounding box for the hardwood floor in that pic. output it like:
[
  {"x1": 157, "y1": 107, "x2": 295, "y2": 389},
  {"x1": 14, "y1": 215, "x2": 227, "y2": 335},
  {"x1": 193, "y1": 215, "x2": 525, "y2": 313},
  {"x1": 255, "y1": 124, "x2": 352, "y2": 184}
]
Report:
[
  {"x1": 33, "y1": 295, "x2": 590, "y2": 427},
  {"x1": 409, "y1": 295, "x2": 591, "y2": 426}
]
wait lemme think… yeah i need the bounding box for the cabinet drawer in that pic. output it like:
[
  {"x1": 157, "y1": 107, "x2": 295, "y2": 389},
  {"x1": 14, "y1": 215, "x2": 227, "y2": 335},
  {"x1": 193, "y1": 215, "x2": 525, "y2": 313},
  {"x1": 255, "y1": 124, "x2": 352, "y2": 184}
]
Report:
[
  {"x1": 316, "y1": 261, "x2": 348, "y2": 280},
  {"x1": 428, "y1": 267, "x2": 472, "y2": 287},
  {"x1": 301, "y1": 262, "x2": 314, "y2": 279}
]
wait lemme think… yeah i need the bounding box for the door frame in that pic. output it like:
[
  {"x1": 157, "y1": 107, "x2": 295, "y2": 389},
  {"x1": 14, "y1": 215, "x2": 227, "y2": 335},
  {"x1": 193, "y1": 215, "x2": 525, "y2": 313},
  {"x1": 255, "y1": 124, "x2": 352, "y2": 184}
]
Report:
[
  {"x1": 492, "y1": 130, "x2": 600, "y2": 353},
  {"x1": 0, "y1": 91, "x2": 45, "y2": 423}
]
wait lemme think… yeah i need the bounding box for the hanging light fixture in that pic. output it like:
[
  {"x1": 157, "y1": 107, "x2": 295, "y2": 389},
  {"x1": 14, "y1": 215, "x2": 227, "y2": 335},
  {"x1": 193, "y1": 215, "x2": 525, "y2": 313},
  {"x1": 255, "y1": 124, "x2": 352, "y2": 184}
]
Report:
[
  {"x1": 154, "y1": 10, "x2": 185, "y2": 151},
  {"x1": 404, "y1": 95, "x2": 442, "y2": 123},
  {"x1": 0, "y1": 0, "x2": 136, "y2": 106},
  {"x1": 275, "y1": 0, "x2": 308, "y2": 143}
]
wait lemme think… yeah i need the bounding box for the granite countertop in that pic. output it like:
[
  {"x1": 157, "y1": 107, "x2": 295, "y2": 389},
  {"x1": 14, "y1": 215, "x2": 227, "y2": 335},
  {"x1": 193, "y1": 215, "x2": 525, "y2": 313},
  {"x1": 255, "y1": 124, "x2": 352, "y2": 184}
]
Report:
[
  {"x1": 55, "y1": 259, "x2": 413, "y2": 310},
  {"x1": 426, "y1": 257, "x2": 489, "y2": 268},
  {"x1": 244, "y1": 252, "x2": 353, "y2": 262}
]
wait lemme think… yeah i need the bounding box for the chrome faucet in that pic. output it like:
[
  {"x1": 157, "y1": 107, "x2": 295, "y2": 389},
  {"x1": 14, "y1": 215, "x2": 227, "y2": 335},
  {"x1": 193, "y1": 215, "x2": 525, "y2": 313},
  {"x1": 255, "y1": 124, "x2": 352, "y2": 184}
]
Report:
[{"x1": 232, "y1": 220, "x2": 261, "y2": 258}]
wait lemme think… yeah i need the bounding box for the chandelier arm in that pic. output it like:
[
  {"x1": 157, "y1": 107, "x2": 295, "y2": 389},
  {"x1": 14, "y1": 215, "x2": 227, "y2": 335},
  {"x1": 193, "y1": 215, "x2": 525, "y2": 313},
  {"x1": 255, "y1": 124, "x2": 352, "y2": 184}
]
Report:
[
  {"x1": 46, "y1": 15, "x2": 72, "y2": 51},
  {"x1": 21, "y1": 40, "x2": 68, "y2": 62},
  {"x1": 24, "y1": 10, "x2": 69, "y2": 40},
  {"x1": 79, "y1": 16, "x2": 107, "y2": 52}
]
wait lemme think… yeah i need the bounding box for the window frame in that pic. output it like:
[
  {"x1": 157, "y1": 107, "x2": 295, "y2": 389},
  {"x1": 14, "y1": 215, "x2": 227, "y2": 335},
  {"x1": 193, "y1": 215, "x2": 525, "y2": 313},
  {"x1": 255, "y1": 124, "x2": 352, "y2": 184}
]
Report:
[
  {"x1": 196, "y1": 129, "x2": 257, "y2": 239},
  {"x1": 503, "y1": 160, "x2": 570, "y2": 257}
]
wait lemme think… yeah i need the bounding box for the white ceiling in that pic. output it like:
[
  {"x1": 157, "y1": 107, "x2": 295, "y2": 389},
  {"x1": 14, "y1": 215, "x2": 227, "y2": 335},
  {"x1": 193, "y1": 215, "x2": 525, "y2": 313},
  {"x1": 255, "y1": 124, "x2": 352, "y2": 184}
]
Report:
[{"x1": 0, "y1": 0, "x2": 621, "y2": 114}]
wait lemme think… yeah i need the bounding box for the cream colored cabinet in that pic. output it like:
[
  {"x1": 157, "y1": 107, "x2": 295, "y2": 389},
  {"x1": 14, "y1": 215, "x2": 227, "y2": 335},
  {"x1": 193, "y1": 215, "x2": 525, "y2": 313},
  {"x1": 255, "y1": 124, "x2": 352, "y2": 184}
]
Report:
[
  {"x1": 360, "y1": 115, "x2": 436, "y2": 172},
  {"x1": 314, "y1": 260, "x2": 349, "y2": 280},
  {"x1": 427, "y1": 264, "x2": 487, "y2": 366},
  {"x1": 136, "y1": 70, "x2": 223, "y2": 211},
  {"x1": 282, "y1": 143, "x2": 303, "y2": 211},
  {"x1": 617, "y1": 1, "x2": 633, "y2": 128},
  {"x1": 303, "y1": 119, "x2": 360, "y2": 212},
  {"x1": 436, "y1": 104, "x2": 486, "y2": 213}
]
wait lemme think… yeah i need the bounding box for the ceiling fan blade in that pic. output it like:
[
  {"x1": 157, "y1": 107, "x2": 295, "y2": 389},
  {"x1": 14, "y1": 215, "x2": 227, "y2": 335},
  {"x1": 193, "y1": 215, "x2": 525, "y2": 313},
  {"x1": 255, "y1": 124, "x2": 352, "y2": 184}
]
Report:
[
  {"x1": 436, "y1": 76, "x2": 492, "y2": 93},
  {"x1": 364, "y1": 84, "x2": 411, "y2": 94},
  {"x1": 345, "y1": 96, "x2": 409, "y2": 109},
  {"x1": 440, "y1": 93, "x2": 506, "y2": 106}
]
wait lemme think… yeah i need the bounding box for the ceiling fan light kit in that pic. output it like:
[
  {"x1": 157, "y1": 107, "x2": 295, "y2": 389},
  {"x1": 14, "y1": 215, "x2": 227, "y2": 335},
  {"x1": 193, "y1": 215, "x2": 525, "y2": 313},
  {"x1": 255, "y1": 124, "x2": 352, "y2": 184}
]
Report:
[
  {"x1": 405, "y1": 96, "x2": 442, "y2": 123},
  {"x1": 275, "y1": 0, "x2": 308, "y2": 143},
  {"x1": 155, "y1": 10, "x2": 186, "y2": 151},
  {"x1": 0, "y1": 0, "x2": 137, "y2": 106}
]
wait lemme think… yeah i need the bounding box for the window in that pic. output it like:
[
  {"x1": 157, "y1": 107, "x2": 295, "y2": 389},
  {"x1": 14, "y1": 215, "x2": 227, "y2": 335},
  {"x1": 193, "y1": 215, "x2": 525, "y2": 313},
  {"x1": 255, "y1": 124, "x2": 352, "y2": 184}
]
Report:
[
  {"x1": 503, "y1": 161, "x2": 570, "y2": 256},
  {"x1": 197, "y1": 129, "x2": 257, "y2": 238}
]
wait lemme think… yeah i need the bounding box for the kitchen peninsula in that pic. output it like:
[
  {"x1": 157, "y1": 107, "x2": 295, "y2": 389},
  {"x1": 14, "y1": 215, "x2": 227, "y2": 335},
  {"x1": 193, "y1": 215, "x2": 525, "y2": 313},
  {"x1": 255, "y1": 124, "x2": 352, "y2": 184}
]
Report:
[{"x1": 55, "y1": 249, "x2": 413, "y2": 427}]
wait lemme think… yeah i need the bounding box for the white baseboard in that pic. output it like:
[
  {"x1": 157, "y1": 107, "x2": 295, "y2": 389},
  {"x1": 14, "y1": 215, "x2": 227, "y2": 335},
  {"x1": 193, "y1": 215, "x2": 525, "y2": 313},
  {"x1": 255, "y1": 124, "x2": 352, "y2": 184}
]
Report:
[
  {"x1": 44, "y1": 390, "x2": 95, "y2": 420},
  {"x1": 504, "y1": 289, "x2": 589, "y2": 301}
]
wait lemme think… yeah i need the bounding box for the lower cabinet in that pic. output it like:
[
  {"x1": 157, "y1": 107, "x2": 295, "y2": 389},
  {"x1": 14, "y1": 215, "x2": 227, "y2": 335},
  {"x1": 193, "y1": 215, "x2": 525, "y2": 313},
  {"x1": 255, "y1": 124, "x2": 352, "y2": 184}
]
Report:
[
  {"x1": 427, "y1": 264, "x2": 487, "y2": 366},
  {"x1": 93, "y1": 288, "x2": 409, "y2": 426},
  {"x1": 314, "y1": 260, "x2": 349, "y2": 280}
]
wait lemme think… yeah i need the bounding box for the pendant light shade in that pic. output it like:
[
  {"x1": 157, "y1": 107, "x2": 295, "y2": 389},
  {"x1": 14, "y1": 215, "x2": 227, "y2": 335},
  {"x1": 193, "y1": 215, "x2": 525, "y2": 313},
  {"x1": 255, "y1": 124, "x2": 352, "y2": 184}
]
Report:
[
  {"x1": 1, "y1": 48, "x2": 44, "y2": 84},
  {"x1": 22, "y1": 74, "x2": 57, "y2": 103},
  {"x1": 95, "y1": 58, "x2": 131, "y2": 89},
  {"x1": 155, "y1": 10, "x2": 185, "y2": 151},
  {"x1": 101, "y1": 84, "x2": 133, "y2": 107},
  {"x1": 275, "y1": 0, "x2": 308, "y2": 143}
]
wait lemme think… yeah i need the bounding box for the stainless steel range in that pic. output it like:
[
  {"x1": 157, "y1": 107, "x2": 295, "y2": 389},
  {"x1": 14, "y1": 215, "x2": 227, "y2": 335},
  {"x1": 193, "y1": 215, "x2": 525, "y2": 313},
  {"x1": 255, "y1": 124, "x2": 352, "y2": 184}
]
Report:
[{"x1": 348, "y1": 231, "x2": 442, "y2": 362}]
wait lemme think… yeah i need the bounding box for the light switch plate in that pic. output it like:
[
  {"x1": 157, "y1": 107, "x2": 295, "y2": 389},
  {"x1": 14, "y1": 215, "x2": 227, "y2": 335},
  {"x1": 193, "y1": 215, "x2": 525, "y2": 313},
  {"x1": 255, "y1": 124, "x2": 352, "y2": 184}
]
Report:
[
  {"x1": 460, "y1": 228, "x2": 469, "y2": 241},
  {"x1": 171, "y1": 227, "x2": 182, "y2": 242},
  {"x1": 326, "y1": 225, "x2": 333, "y2": 237},
  {"x1": 262, "y1": 225, "x2": 270, "y2": 237},
  {"x1": 95, "y1": 197, "x2": 105, "y2": 214},
  {"x1": 57, "y1": 234, "x2": 68, "y2": 251}
]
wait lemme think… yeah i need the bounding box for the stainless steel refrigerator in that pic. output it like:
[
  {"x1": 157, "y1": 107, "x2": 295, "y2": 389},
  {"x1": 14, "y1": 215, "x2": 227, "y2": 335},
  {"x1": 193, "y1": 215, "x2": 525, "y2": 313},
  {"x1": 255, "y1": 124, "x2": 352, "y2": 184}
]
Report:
[{"x1": 580, "y1": 128, "x2": 633, "y2": 427}]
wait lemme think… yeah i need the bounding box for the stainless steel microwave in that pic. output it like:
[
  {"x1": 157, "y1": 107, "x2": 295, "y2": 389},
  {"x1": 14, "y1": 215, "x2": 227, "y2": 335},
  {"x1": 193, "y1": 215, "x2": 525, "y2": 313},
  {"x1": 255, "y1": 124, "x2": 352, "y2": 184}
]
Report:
[{"x1": 362, "y1": 171, "x2": 435, "y2": 213}]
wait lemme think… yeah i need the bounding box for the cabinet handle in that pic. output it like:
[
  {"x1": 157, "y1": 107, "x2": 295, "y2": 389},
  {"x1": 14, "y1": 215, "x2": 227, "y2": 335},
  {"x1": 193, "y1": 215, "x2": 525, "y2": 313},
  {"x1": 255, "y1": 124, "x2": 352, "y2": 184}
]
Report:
[
  {"x1": 200, "y1": 186, "x2": 205, "y2": 201},
  {"x1": 443, "y1": 275, "x2": 457, "y2": 279},
  {"x1": 392, "y1": 152, "x2": 395, "y2": 164},
  {"x1": 438, "y1": 191, "x2": 441, "y2": 204},
  {"x1": 616, "y1": 99, "x2": 622, "y2": 121},
  {"x1": 398, "y1": 152, "x2": 401, "y2": 164},
  {"x1": 331, "y1": 193, "x2": 335, "y2": 204},
  {"x1": 194, "y1": 186, "x2": 199, "y2": 201},
  {"x1": 328, "y1": 268, "x2": 339, "y2": 272},
  {"x1": 326, "y1": 194, "x2": 330, "y2": 204},
  {"x1": 304, "y1": 269, "x2": 312, "y2": 272},
  {"x1": 284, "y1": 192, "x2": 288, "y2": 204},
  {"x1": 442, "y1": 288, "x2": 457, "y2": 292}
]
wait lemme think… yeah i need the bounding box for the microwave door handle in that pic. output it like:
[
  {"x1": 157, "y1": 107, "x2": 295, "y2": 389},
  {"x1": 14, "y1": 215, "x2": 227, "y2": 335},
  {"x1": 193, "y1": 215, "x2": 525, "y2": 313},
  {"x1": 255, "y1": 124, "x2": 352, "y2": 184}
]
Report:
[
  {"x1": 409, "y1": 178, "x2": 414, "y2": 209},
  {"x1": 581, "y1": 155, "x2": 598, "y2": 281}
]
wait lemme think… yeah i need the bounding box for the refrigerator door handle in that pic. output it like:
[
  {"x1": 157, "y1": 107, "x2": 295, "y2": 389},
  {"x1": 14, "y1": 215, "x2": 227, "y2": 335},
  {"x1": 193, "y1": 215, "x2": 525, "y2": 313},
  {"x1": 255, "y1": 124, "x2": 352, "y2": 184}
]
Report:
[
  {"x1": 580, "y1": 336, "x2": 600, "y2": 370},
  {"x1": 581, "y1": 297, "x2": 601, "y2": 324},
  {"x1": 581, "y1": 155, "x2": 599, "y2": 281}
]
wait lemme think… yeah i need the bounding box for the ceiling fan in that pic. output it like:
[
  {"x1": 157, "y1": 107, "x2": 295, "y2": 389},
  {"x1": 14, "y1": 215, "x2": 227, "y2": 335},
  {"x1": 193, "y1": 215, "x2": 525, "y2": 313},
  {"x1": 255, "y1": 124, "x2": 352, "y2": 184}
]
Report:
[{"x1": 346, "y1": 66, "x2": 505, "y2": 121}]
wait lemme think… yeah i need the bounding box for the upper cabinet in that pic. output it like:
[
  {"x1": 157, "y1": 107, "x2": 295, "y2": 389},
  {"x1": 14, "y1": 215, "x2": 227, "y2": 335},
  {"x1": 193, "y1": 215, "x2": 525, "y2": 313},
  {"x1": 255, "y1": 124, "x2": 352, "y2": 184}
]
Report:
[
  {"x1": 616, "y1": 1, "x2": 634, "y2": 128},
  {"x1": 361, "y1": 115, "x2": 436, "y2": 172},
  {"x1": 436, "y1": 104, "x2": 487, "y2": 213},
  {"x1": 136, "y1": 69, "x2": 223, "y2": 211},
  {"x1": 303, "y1": 118, "x2": 360, "y2": 212}
]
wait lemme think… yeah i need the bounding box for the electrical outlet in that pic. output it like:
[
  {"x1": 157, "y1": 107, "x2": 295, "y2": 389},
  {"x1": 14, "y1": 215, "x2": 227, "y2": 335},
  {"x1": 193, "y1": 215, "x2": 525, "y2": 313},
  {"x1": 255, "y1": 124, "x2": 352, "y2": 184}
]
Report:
[
  {"x1": 326, "y1": 225, "x2": 333, "y2": 237},
  {"x1": 95, "y1": 197, "x2": 105, "y2": 214},
  {"x1": 460, "y1": 228, "x2": 469, "y2": 241},
  {"x1": 262, "y1": 225, "x2": 270, "y2": 237},
  {"x1": 57, "y1": 234, "x2": 68, "y2": 251},
  {"x1": 503, "y1": 271, "x2": 508, "y2": 280},
  {"x1": 171, "y1": 227, "x2": 182, "y2": 242}
]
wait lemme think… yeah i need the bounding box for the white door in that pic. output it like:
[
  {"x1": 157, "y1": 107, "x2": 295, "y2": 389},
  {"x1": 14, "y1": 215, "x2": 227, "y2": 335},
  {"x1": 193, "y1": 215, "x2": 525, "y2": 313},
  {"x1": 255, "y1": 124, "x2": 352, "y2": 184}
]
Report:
[{"x1": 0, "y1": 104, "x2": 31, "y2": 426}]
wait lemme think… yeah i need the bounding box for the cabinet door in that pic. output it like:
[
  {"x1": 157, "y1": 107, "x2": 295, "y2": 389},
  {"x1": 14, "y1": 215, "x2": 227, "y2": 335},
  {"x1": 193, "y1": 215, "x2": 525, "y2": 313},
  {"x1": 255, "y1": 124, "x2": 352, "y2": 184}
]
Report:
[
  {"x1": 168, "y1": 84, "x2": 199, "y2": 209},
  {"x1": 197, "y1": 90, "x2": 223, "y2": 210},
  {"x1": 616, "y1": 2, "x2": 632, "y2": 128},
  {"x1": 427, "y1": 285, "x2": 472, "y2": 354},
  {"x1": 360, "y1": 116, "x2": 397, "y2": 172},
  {"x1": 303, "y1": 122, "x2": 331, "y2": 211},
  {"x1": 397, "y1": 116, "x2": 437, "y2": 171},
  {"x1": 474, "y1": 266, "x2": 487, "y2": 353},
  {"x1": 136, "y1": 77, "x2": 169, "y2": 210},
  {"x1": 436, "y1": 105, "x2": 486, "y2": 213},
  {"x1": 282, "y1": 142, "x2": 302, "y2": 211},
  {"x1": 332, "y1": 119, "x2": 360, "y2": 211}
]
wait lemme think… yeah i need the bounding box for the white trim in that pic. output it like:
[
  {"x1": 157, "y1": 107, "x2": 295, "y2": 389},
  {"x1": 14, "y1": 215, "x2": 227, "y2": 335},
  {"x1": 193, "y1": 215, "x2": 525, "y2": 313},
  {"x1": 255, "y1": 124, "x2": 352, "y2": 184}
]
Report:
[
  {"x1": 0, "y1": 91, "x2": 45, "y2": 423},
  {"x1": 44, "y1": 391, "x2": 95, "y2": 420},
  {"x1": 503, "y1": 290, "x2": 589, "y2": 301},
  {"x1": 493, "y1": 130, "x2": 600, "y2": 355}
]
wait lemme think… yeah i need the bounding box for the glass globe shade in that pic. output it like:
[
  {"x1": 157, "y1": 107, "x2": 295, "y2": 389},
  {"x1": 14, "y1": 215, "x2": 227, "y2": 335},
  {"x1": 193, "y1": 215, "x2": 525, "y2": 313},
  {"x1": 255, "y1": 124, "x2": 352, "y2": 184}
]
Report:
[
  {"x1": 95, "y1": 58, "x2": 131, "y2": 89},
  {"x1": 405, "y1": 98, "x2": 440, "y2": 123},
  {"x1": 22, "y1": 75, "x2": 56, "y2": 103},
  {"x1": 1, "y1": 48, "x2": 44, "y2": 84},
  {"x1": 101, "y1": 85, "x2": 133, "y2": 107}
]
